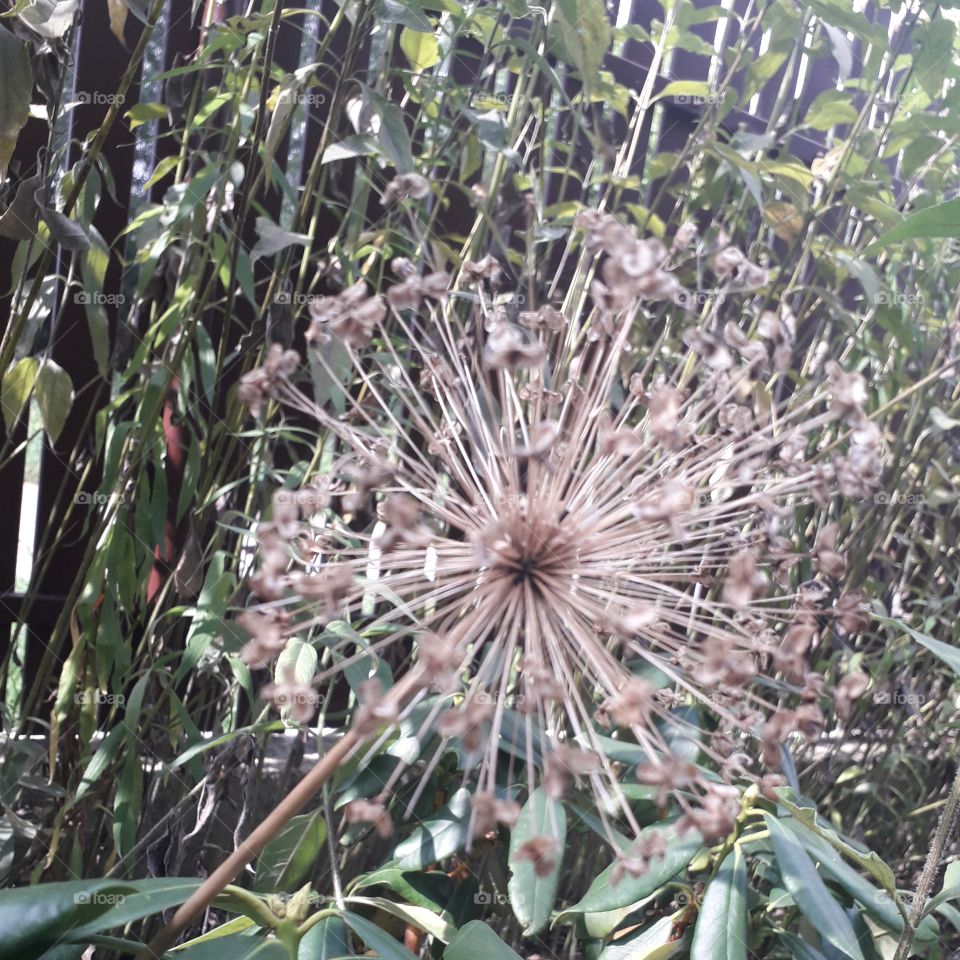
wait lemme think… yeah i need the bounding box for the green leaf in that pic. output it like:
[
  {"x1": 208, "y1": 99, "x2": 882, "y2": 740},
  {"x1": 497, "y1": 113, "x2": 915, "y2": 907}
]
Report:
[
  {"x1": 691, "y1": 847, "x2": 747, "y2": 960},
  {"x1": 876, "y1": 615, "x2": 960, "y2": 676},
  {"x1": 0, "y1": 172, "x2": 42, "y2": 240},
  {"x1": 35, "y1": 359, "x2": 74, "y2": 442},
  {"x1": 393, "y1": 787, "x2": 472, "y2": 869},
  {"x1": 42, "y1": 206, "x2": 90, "y2": 251},
  {"x1": 443, "y1": 920, "x2": 523, "y2": 960},
  {"x1": 764, "y1": 814, "x2": 864, "y2": 960},
  {"x1": 507, "y1": 787, "x2": 565, "y2": 935},
  {"x1": 125, "y1": 102, "x2": 168, "y2": 128},
  {"x1": 341, "y1": 911, "x2": 419, "y2": 959},
  {"x1": 548, "y1": 0, "x2": 611, "y2": 95},
  {"x1": 0, "y1": 877, "x2": 200, "y2": 955},
  {"x1": 346, "y1": 896, "x2": 456, "y2": 942},
  {"x1": 780, "y1": 819, "x2": 937, "y2": 942},
  {"x1": 571, "y1": 822, "x2": 703, "y2": 914},
  {"x1": 864, "y1": 197, "x2": 960, "y2": 254},
  {"x1": 299, "y1": 914, "x2": 351, "y2": 960},
  {"x1": 914, "y1": 16, "x2": 956, "y2": 98},
  {"x1": 400, "y1": 28, "x2": 440, "y2": 72},
  {"x1": 321, "y1": 134, "x2": 380, "y2": 164},
  {"x1": 597, "y1": 915, "x2": 683, "y2": 959},
  {"x1": 1, "y1": 356, "x2": 39, "y2": 433},
  {"x1": 349, "y1": 866, "x2": 453, "y2": 913},
  {"x1": 361, "y1": 86, "x2": 413, "y2": 173},
  {"x1": 255, "y1": 809, "x2": 328, "y2": 893},
  {"x1": 174, "y1": 933, "x2": 290, "y2": 959},
  {"x1": 0, "y1": 26, "x2": 33, "y2": 176},
  {"x1": 251, "y1": 216, "x2": 312, "y2": 263},
  {"x1": 776, "y1": 792, "x2": 898, "y2": 892}
]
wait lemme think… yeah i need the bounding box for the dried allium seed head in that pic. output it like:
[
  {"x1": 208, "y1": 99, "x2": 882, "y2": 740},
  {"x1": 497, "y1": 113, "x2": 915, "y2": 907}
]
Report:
[{"x1": 240, "y1": 211, "x2": 873, "y2": 858}]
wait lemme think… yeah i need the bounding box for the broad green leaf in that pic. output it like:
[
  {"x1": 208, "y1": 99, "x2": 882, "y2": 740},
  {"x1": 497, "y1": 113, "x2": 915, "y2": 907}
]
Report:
[
  {"x1": 571, "y1": 822, "x2": 703, "y2": 914},
  {"x1": 393, "y1": 787, "x2": 472, "y2": 869},
  {"x1": 41, "y1": 207, "x2": 90, "y2": 251},
  {"x1": 400, "y1": 28, "x2": 440, "y2": 72},
  {"x1": 507, "y1": 787, "x2": 565, "y2": 935},
  {"x1": 342, "y1": 911, "x2": 419, "y2": 959},
  {"x1": 780, "y1": 819, "x2": 937, "y2": 942},
  {"x1": 361, "y1": 86, "x2": 413, "y2": 173},
  {"x1": 0, "y1": 25, "x2": 32, "y2": 176},
  {"x1": 346, "y1": 895, "x2": 456, "y2": 942},
  {"x1": 36, "y1": 359, "x2": 74, "y2": 442},
  {"x1": 548, "y1": 0, "x2": 611, "y2": 96},
  {"x1": 914, "y1": 16, "x2": 956, "y2": 98},
  {"x1": 255, "y1": 809, "x2": 327, "y2": 893},
  {"x1": 764, "y1": 814, "x2": 864, "y2": 960},
  {"x1": 349, "y1": 866, "x2": 453, "y2": 913},
  {"x1": 777, "y1": 792, "x2": 898, "y2": 892},
  {"x1": 174, "y1": 934, "x2": 290, "y2": 959},
  {"x1": 1, "y1": 356, "x2": 39, "y2": 433},
  {"x1": 691, "y1": 847, "x2": 747, "y2": 960},
  {"x1": 443, "y1": 920, "x2": 523, "y2": 960},
  {"x1": 299, "y1": 914, "x2": 351, "y2": 960},
  {"x1": 125, "y1": 102, "x2": 168, "y2": 128},
  {"x1": 0, "y1": 877, "x2": 199, "y2": 954},
  {"x1": 864, "y1": 197, "x2": 960, "y2": 254},
  {"x1": 598, "y1": 915, "x2": 684, "y2": 959}
]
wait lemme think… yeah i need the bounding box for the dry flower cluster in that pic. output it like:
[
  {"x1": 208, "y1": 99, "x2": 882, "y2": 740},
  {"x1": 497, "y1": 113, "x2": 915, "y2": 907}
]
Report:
[{"x1": 235, "y1": 208, "x2": 879, "y2": 881}]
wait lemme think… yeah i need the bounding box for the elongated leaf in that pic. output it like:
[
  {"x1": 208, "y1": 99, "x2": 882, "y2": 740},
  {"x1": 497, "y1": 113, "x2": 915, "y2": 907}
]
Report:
[
  {"x1": 1, "y1": 356, "x2": 39, "y2": 433},
  {"x1": 400, "y1": 28, "x2": 439, "y2": 72},
  {"x1": 507, "y1": 788, "x2": 565, "y2": 935},
  {"x1": 572, "y1": 823, "x2": 702, "y2": 914},
  {"x1": 691, "y1": 847, "x2": 747, "y2": 960},
  {"x1": 864, "y1": 197, "x2": 960, "y2": 254},
  {"x1": 175, "y1": 934, "x2": 290, "y2": 959},
  {"x1": 393, "y1": 788, "x2": 472, "y2": 869},
  {"x1": 598, "y1": 915, "x2": 683, "y2": 959},
  {"x1": 342, "y1": 911, "x2": 419, "y2": 960},
  {"x1": 255, "y1": 809, "x2": 327, "y2": 893},
  {"x1": 780, "y1": 819, "x2": 938, "y2": 942},
  {"x1": 35, "y1": 359, "x2": 74, "y2": 442},
  {"x1": 0, "y1": 26, "x2": 33, "y2": 175},
  {"x1": 346, "y1": 895, "x2": 456, "y2": 942},
  {"x1": 361, "y1": 86, "x2": 413, "y2": 173},
  {"x1": 764, "y1": 815, "x2": 864, "y2": 960},
  {"x1": 443, "y1": 920, "x2": 522, "y2": 960},
  {"x1": 877, "y1": 615, "x2": 960, "y2": 676},
  {"x1": 299, "y1": 914, "x2": 351, "y2": 960}
]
